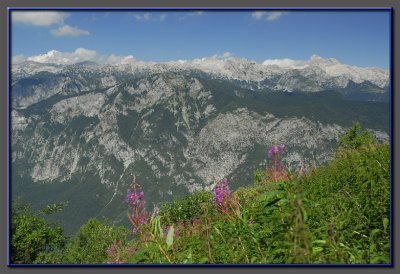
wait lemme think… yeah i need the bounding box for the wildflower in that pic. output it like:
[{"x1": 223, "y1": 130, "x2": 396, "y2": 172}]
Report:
[
  {"x1": 149, "y1": 207, "x2": 158, "y2": 224},
  {"x1": 139, "y1": 217, "x2": 146, "y2": 225},
  {"x1": 268, "y1": 146, "x2": 279, "y2": 157},
  {"x1": 105, "y1": 240, "x2": 136, "y2": 265},
  {"x1": 266, "y1": 143, "x2": 288, "y2": 181},
  {"x1": 106, "y1": 240, "x2": 118, "y2": 257},
  {"x1": 125, "y1": 188, "x2": 135, "y2": 204},
  {"x1": 248, "y1": 218, "x2": 255, "y2": 225},
  {"x1": 126, "y1": 176, "x2": 149, "y2": 232},
  {"x1": 213, "y1": 178, "x2": 230, "y2": 206}
]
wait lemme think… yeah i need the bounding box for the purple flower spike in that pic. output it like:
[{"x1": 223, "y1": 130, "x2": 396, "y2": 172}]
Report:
[
  {"x1": 267, "y1": 143, "x2": 288, "y2": 181},
  {"x1": 268, "y1": 146, "x2": 279, "y2": 158},
  {"x1": 126, "y1": 178, "x2": 149, "y2": 232},
  {"x1": 213, "y1": 178, "x2": 230, "y2": 206}
]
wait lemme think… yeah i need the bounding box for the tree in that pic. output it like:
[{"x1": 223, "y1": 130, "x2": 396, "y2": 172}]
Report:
[
  {"x1": 339, "y1": 122, "x2": 376, "y2": 150},
  {"x1": 10, "y1": 201, "x2": 65, "y2": 264}
]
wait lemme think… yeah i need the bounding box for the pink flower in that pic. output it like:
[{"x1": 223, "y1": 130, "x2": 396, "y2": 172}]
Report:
[
  {"x1": 126, "y1": 178, "x2": 149, "y2": 232},
  {"x1": 267, "y1": 143, "x2": 288, "y2": 181},
  {"x1": 213, "y1": 178, "x2": 230, "y2": 206},
  {"x1": 139, "y1": 218, "x2": 146, "y2": 225},
  {"x1": 268, "y1": 144, "x2": 285, "y2": 158},
  {"x1": 268, "y1": 146, "x2": 279, "y2": 158}
]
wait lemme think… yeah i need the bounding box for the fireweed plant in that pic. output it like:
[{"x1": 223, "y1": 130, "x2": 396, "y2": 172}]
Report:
[
  {"x1": 266, "y1": 144, "x2": 289, "y2": 181},
  {"x1": 212, "y1": 177, "x2": 242, "y2": 221},
  {"x1": 106, "y1": 240, "x2": 135, "y2": 264},
  {"x1": 213, "y1": 178, "x2": 230, "y2": 208},
  {"x1": 126, "y1": 176, "x2": 148, "y2": 234},
  {"x1": 121, "y1": 177, "x2": 182, "y2": 263}
]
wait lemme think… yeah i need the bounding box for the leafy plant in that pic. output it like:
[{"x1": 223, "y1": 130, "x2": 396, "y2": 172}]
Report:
[
  {"x1": 10, "y1": 201, "x2": 65, "y2": 264},
  {"x1": 63, "y1": 218, "x2": 128, "y2": 264},
  {"x1": 338, "y1": 122, "x2": 376, "y2": 149}
]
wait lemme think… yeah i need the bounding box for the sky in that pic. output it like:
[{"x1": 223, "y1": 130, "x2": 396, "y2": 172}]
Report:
[{"x1": 10, "y1": 9, "x2": 391, "y2": 69}]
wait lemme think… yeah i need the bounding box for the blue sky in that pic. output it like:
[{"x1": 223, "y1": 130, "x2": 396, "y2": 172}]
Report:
[{"x1": 11, "y1": 10, "x2": 391, "y2": 68}]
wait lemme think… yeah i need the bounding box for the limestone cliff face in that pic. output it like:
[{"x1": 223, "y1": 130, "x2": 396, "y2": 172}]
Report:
[{"x1": 10, "y1": 65, "x2": 389, "y2": 234}]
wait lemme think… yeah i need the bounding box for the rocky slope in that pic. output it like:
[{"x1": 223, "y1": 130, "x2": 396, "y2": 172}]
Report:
[{"x1": 10, "y1": 58, "x2": 390, "y2": 234}]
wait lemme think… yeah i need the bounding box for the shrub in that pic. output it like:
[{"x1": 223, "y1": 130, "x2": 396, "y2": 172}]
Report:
[
  {"x1": 338, "y1": 122, "x2": 376, "y2": 149},
  {"x1": 302, "y1": 142, "x2": 390, "y2": 263},
  {"x1": 159, "y1": 190, "x2": 213, "y2": 224},
  {"x1": 63, "y1": 218, "x2": 128, "y2": 264},
  {"x1": 10, "y1": 202, "x2": 65, "y2": 264}
]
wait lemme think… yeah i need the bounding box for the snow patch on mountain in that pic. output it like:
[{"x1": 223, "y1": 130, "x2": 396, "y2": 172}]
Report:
[
  {"x1": 12, "y1": 54, "x2": 389, "y2": 98},
  {"x1": 262, "y1": 55, "x2": 389, "y2": 88}
]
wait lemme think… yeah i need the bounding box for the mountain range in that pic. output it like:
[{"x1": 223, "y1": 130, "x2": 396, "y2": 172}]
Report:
[{"x1": 10, "y1": 55, "x2": 390, "y2": 234}]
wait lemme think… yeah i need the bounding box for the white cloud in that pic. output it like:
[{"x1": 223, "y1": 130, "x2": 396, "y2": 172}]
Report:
[
  {"x1": 266, "y1": 12, "x2": 286, "y2": 21},
  {"x1": 12, "y1": 11, "x2": 90, "y2": 38},
  {"x1": 12, "y1": 11, "x2": 69, "y2": 26},
  {"x1": 22, "y1": 48, "x2": 136, "y2": 65},
  {"x1": 211, "y1": 52, "x2": 233, "y2": 59},
  {"x1": 51, "y1": 25, "x2": 90, "y2": 37},
  {"x1": 178, "y1": 11, "x2": 204, "y2": 21},
  {"x1": 252, "y1": 11, "x2": 265, "y2": 20},
  {"x1": 27, "y1": 48, "x2": 97, "y2": 64},
  {"x1": 134, "y1": 12, "x2": 167, "y2": 22},
  {"x1": 194, "y1": 52, "x2": 234, "y2": 62},
  {"x1": 135, "y1": 12, "x2": 151, "y2": 21},
  {"x1": 252, "y1": 11, "x2": 287, "y2": 21},
  {"x1": 12, "y1": 54, "x2": 27, "y2": 64},
  {"x1": 262, "y1": 58, "x2": 307, "y2": 69},
  {"x1": 98, "y1": 54, "x2": 136, "y2": 65}
]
